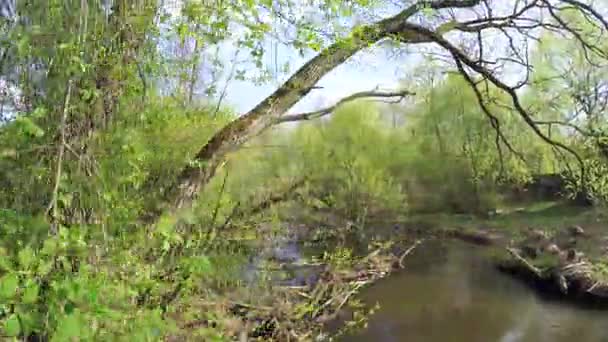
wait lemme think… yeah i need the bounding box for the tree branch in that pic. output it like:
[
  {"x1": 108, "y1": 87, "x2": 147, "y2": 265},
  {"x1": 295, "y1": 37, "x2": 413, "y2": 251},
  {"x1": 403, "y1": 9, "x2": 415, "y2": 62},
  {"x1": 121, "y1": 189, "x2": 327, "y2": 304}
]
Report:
[
  {"x1": 275, "y1": 89, "x2": 415, "y2": 124},
  {"x1": 560, "y1": 0, "x2": 608, "y2": 31},
  {"x1": 533, "y1": 119, "x2": 603, "y2": 138},
  {"x1": 143, "y1": 0, "x2": 608, "y2": 225},
  {"x1": 46, "y1": 79, "x2": 73, "y2": 236},
  {"x1": 395, "y1": 21, "x2": 587, "y2": 185},
  {"x1": 142, "y1": 1, "x2": 481, "y2": 225}
]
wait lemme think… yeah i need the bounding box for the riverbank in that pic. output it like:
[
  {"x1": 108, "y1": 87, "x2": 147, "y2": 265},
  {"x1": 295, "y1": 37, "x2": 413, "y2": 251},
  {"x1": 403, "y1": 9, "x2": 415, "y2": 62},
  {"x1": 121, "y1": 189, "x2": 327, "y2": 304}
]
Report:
[
  {"x1": 166, "y1": 217, "x2": 423, "y2": 341},
  {"x1": 402, "y1": 202, "x2": 608, "y2": 306},
  {"x1": 175, "y1": 200, "x2": 608, "y2": 340},
  {"x1": 301, "y1": 200, "x2": 608, "y2": 336},
  {"x1": 338, "y1": 238, "x2": 608, "y2": 342}
]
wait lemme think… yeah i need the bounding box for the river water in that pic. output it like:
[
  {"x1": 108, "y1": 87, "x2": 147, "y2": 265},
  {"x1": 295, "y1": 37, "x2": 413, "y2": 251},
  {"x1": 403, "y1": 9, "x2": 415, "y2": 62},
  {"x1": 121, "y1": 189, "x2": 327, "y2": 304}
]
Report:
[{"x1": 340, "y1": 239, "x2": 608, "y2": 342}]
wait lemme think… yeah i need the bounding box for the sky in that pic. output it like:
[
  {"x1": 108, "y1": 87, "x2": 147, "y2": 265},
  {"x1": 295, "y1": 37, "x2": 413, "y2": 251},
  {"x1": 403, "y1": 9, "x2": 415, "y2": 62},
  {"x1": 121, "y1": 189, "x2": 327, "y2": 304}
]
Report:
[
  {"x1": 204, "y1": 0, "x2": 519, "y2": 115},
  {"x1": 162, "y1": 0, "x2": 413, "y2": 115},
  {"x1": 221, "y1": 43, "x2": 408, "y2": 115},
  {"x1": 161, "y1": 0, "x2": 534, "y2": 116}
]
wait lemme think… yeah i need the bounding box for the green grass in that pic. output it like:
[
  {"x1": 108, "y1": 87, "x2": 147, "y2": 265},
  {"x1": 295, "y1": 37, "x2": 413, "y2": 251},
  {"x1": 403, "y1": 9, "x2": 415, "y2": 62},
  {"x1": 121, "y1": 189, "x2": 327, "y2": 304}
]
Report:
[
  {"x1": 400, "y1": 200, "x2": 605, "y2": 237},
  {"x1": 592, "y1": 262, "x2": 608, "y2": 283}
]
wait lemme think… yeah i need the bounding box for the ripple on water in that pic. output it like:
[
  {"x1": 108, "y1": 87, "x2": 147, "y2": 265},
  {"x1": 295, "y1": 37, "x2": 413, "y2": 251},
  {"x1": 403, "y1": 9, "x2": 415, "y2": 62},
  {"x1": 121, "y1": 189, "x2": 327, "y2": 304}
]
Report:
[{"x1": 339, "y1": 239, "x2": 608, "y2": 342}]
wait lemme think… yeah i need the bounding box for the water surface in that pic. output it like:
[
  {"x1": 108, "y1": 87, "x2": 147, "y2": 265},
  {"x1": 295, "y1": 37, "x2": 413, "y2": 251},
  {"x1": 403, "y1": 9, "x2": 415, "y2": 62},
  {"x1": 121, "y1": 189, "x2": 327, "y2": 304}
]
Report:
[{"x1": 340, "y1": 239, "x2": 608, "y2": 342}]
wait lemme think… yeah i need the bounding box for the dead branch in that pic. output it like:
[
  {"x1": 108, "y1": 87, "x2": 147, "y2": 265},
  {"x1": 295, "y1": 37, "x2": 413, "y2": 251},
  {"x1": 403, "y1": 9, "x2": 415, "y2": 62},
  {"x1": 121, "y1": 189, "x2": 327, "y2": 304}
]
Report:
[
  {"x1": 213, "y1": 49, "x2": 241, "y2": 117},
  {"x1": 506, "y1": 247, "x2": 543, "y2": 278},
  {"x1": 275, "y1": 89, "x2": 415, "y2": 124},
  {"x1": 399, "y1": 239, "x2": 423, "y2": 268},
  {"x1": 533, "y1": 120, "x2": 599, "y2": 137}
]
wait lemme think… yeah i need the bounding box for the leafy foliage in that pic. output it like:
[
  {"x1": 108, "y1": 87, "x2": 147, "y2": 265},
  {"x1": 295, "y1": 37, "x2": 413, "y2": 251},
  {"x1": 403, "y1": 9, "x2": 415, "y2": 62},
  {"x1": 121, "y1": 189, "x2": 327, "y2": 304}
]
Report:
[{"x1": 1, "y1": 0, "x2": 608, "y2": 339}]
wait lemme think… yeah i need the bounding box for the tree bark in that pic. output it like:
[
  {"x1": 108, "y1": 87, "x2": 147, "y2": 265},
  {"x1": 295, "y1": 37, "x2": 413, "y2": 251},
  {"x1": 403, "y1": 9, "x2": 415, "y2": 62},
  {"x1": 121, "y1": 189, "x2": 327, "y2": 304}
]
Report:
[{"x1": 143, "y1": 0, "x2": 484, "y2": 224}]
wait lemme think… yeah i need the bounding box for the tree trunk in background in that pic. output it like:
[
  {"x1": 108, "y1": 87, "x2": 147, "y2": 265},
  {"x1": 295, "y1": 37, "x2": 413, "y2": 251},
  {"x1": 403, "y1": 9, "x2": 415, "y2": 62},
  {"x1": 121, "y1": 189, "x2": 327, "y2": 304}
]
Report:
[{"x1": 85, "y1": 0, "x2": 157, "y2": 134}]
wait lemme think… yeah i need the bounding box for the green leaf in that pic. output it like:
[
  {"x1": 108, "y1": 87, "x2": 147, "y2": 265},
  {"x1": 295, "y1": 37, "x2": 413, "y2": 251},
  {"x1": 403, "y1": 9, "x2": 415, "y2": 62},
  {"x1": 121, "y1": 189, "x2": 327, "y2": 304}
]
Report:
[
  {"x1": 36, "y1": 260, "x2": 53, "y2": 276},
  {"x1": 184, "y1": 255, "x2": 213, "y2": 276},
  {"x1": 0, "y1": 274, "x2": 19, "y2": 300},
  {"x1": 18, "y1": 246, "x2": 35, "y2": 269},
  {"x1": 15, "y1": 116, "x2": 44, "y2": 137},
  {"x1": 3, "y1": 314, "x2": 21, "y2": 337},
  {"x1": 16, "y1": 116, "x2": 44, "y2": 137},
  {"x1": 41, "y1": 239, "x2": 58, "y2": 256},
  {"x1": 0, "y1": 255, "x2": 12, "y2": 272},
  {"x1": 14, "y1": 311, "x2": 39, "y2": 336},
  {"x1": 22, "y1": 282, "x2": 39, "y2": 304},
  {"x1": 17, "y1": 37, "x2": 30, "y2": 54},
  {"x1": 421, "y1": 7, "x2": 434, "y2": 16},
  {"x1": 52, "y1": 312, "x2": 82, "y2": 341},
  {"x1": 31, "y1": 106, "x2": 47, "y2": 118},
  {"x1": 309, "y1": 41, "x2": 322, "y2": 52}
]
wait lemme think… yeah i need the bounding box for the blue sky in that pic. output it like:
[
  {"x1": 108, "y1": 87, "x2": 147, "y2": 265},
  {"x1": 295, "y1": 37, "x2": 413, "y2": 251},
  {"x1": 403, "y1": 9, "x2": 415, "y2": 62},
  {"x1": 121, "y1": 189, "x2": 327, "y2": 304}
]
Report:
[
  {"x1": 160, "y1": 0, "x2": 532, "y2": 116},
  {"x1": 220, "y1": 42, "x2": 407, "y2": 114},
  {"x1": 161, "y1": 0, "x2": 414, "y2": 115}
]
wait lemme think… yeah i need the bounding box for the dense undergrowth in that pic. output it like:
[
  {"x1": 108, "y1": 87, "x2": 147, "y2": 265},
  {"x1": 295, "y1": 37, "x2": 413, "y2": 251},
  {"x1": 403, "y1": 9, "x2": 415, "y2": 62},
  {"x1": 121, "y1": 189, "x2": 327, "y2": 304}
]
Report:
[
  {"x1": 0, "y1": 59, "x2": 607, "y2": 339},
  {"x1": 1, "y1": 72, "x2": 604, "y2": 340},
  {"x1": 1, "y1": 0, "x2": 608, "y2": 340}
]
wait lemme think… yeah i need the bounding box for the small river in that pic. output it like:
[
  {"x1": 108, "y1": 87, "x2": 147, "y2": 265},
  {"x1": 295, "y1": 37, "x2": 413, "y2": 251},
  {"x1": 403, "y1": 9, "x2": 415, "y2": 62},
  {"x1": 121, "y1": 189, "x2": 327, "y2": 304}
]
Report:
[{"x1": 340, "y1": 239, "x2": 608, "y2": 342}]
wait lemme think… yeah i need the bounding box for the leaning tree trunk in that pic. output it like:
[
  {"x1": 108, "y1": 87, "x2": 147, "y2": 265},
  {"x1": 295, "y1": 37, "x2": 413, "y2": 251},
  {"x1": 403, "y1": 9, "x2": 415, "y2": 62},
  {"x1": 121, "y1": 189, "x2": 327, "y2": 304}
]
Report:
[{"x1": 142, "y1": 1, "x2": 481, "y2": 225}]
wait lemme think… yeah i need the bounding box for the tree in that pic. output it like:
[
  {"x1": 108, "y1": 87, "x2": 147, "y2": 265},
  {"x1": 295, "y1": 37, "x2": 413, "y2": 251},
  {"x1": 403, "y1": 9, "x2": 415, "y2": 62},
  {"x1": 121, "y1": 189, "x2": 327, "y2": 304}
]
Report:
[{"x1": 145, "y1": 0, "x2": 608, "y2": 225}]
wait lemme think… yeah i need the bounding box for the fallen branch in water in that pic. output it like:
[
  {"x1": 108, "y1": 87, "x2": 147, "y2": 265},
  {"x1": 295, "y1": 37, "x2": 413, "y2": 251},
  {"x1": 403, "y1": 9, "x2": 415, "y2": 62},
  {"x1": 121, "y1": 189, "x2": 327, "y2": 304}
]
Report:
[
  {"x1": 501, "y1": 244, "x2": 608, "y2": 301},
  {"x1": 173, "y1": 238, "x2": 423, "y2": 340},
  {"x1": 335, "y1": 281, "x2": 366, "y2": 312},
  {"x1": 399, "y1": 239, "x2": 423, "y2": 268},
  {"x1": 506, "y1": 247, "x2": 543, "y2": 278}
]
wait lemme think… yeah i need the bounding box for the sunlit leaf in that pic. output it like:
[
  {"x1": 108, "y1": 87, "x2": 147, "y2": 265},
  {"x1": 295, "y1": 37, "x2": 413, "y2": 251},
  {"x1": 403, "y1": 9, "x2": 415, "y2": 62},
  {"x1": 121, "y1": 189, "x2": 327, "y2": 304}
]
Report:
[
  {"x1": 18, "y1": 246, "x2": 35, "y2": 269},
  {"x1": 22, "y1": 281, "x2": 39, "y2": 304},
  {"x1": 52, "y1": 312, "x2": 82, "y2": 341},
  {"x1": 0, "y1": 274, "x2": 19, "y2": 300},
  {"x1": 15, "y1": 117, "x2": 44, "y2": 137},
  {"x1": 3, "y1": 314, "x2": 21, "y2": 337}
]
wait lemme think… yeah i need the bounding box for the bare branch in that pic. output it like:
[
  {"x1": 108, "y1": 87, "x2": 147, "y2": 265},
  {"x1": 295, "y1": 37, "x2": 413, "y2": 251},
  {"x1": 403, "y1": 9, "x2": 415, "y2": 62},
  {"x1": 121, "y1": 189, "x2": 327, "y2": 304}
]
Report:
[
  {"x1": 213, "y1": 49, "x2": 241, "y2": 117},
  {"x1": 275, "y1": 89, "x2": 415, "y2": 124},
  {"x1": 534, "y1": 120, "x2": 599, "y2": 137},
  {"x1": 453, "y1": 56, "x2": 524, "y2": 175},
  {"x1": 560, "y1": 0, "x2": 608, "y2": 31},
  {"x1": 46, "y1": 79, "x2": 73, "y2": 236},
  {"x1": 396, "y1": 22, "x2": 587, "y2": 183}
]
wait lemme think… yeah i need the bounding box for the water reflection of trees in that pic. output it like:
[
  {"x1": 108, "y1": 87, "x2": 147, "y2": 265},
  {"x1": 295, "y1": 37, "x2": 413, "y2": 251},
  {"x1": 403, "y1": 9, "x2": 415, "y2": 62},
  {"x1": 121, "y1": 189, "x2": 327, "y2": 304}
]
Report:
[{"x1": 350, "y1": 240, "x2": 608, "y2": 342}]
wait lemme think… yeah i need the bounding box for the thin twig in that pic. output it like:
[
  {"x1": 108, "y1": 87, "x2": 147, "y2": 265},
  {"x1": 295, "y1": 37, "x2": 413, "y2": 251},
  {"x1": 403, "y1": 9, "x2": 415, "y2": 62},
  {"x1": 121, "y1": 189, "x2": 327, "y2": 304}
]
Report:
[
  {"x1": 212, "y1": 49, "x2": 241, "y2": 117},
  {"x1": 399, "y1": 239, "x2": 423, "y2": 268},
  {"x1": 47, "y1": 79, "x2": 73, "y2": 235},
  {"x1": 210, "y1": 167, "x2": 230, "y2": 227},
  {"x1": 275, "y1": 89, "x2": 415, "y2": 124}
]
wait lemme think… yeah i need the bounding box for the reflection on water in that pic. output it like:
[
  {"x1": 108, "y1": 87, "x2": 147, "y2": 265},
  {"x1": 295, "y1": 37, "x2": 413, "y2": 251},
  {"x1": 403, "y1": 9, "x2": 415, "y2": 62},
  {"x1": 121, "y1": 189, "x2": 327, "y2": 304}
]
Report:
[{"x1": 340, "y1": 239, "x2": 608, "y2": 342}]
